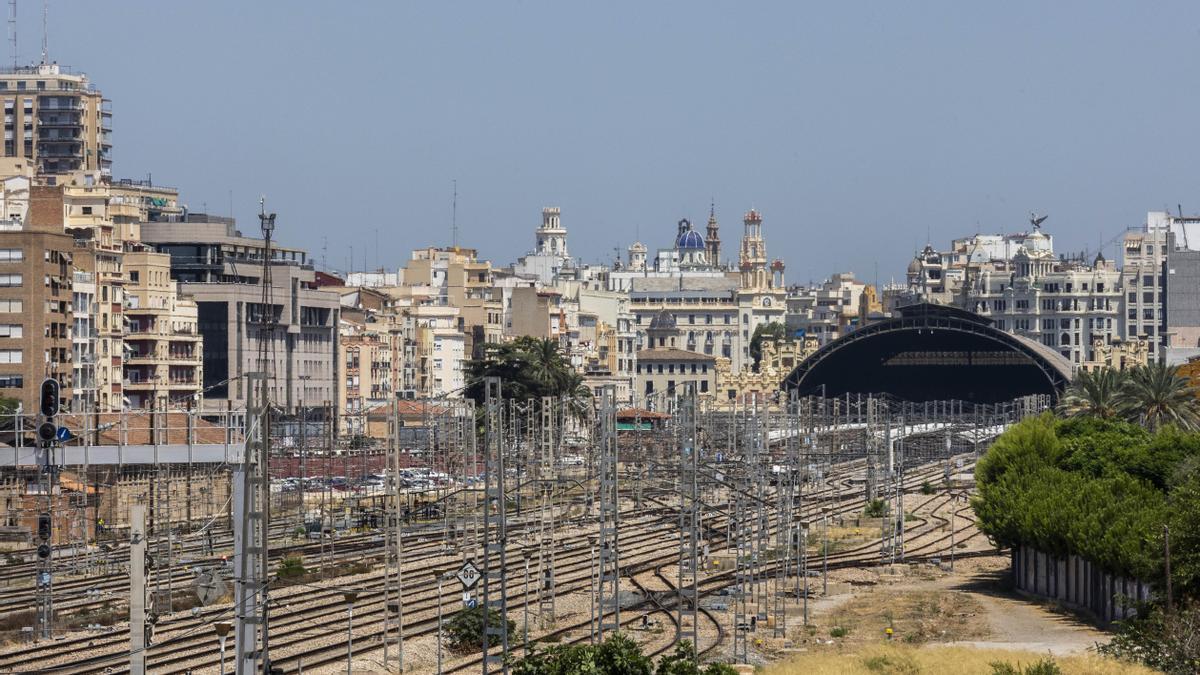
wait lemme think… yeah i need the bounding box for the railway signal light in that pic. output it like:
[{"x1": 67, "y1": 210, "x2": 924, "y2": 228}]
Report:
[
  {"x1": 37, "y1": 513, "x2": 51, "y2": 541},
  {"x1": 37, "y1": 543, "x2": 50, "y2": 559},
  {"x1": 39, "y1": 378, "x2": 59, "y2": 418},
  {"x1": 37, "y1": 422, "x2": 56, "y2": 443}
]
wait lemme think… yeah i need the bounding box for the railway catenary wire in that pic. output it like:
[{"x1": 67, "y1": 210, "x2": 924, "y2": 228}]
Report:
[
  {"x1": 2, "y1": 449, "x2": 945, "y2": 662},
  {"x1": 0, "y1": 451, "x2": 883, "y2": 653},
  {"x1": 2, "y1": 506, "x2": 686, "y2": 667},
  {"x1": 0, "y1": 498, "x2": 677, "y2": 667},
  {"x1": 437, "y1": 494, "x2": 983, "y2": 674},
  {"x1": 182, "y1": 461, "x2": 973, "y2": 673},
  {"x1": 0, "y1": 490, "x2": 602, "y2": 626},
  {"x1": 0, "y1": 454, "x2": 984, "y2": 667}
]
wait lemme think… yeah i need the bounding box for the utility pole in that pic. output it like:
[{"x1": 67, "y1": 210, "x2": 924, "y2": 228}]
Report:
[
  {"x1": 480, "y1": 377, "x2": 509, "y2": 673},
  {"x1": 129, "y1": 503, "x2": 147, "y2": 675},
  {"x1": 676, "y1": 384, "x2": 699, "y2": 648},
  {"x1": 233, "y1": 372, "x2": 269, "y2": 674},
  {"x1": 536, "y1": 397, "x2": 557, "y2": 627},
  {"x1": 597, "y1": 385, "x2": 620, "y2": 640}
]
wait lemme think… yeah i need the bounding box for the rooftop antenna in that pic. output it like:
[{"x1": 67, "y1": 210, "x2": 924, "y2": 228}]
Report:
[
  {"x1": 1178, "y1": 204, "x2": 1183, "y2": 218},
  {"x1": 39, "y1": 0, "x2": 45, "y2": 65},
  {"x1": 8, "y1": 0, "x2": 16, "y2": 70},
  {"x1": 321, "y1": 236, "x2": 327, "y2": 271},
  {"x1": 451, "y1": 179, "x2": 458, "y2": 248}
]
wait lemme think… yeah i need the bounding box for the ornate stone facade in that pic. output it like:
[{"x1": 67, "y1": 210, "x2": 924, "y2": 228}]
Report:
[
  {"x1": 713, "y1": 335, "x2": 819, "y2": 405},
  {"x1": 1080, "y1": 337, "x2": 1149, "y2": 372}
]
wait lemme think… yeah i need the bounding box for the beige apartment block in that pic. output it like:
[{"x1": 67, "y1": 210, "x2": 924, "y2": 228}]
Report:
[
  {"x1": 122, "y1": 250, "x2": 202, "y2": 409},
  {"x1": 0, "y1": 63, "x2": 111, "y2": 177},
  {"x1": 0, "y1": 211, "x2": 74, "y2": 412},
  {"x1": 338, "y1": 319, "x2": 396, "y2": 436}
]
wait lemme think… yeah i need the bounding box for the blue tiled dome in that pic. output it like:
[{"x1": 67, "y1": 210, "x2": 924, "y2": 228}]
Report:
[{"x1": 675, "y1": 226, "x2": 706, "y2": 250}]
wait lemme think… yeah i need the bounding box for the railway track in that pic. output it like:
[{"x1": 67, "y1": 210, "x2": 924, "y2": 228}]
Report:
[{"x1": 0, "y1": 454, "x2": 985, "y2": 673}]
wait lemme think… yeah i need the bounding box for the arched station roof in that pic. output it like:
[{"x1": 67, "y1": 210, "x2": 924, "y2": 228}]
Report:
[{"x1": 781, "y1": 303, "x2": 1073, "y2": 403}]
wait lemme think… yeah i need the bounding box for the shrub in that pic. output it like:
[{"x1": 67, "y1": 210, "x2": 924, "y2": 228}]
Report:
[
  {"x1": 1098, "y1": 601, "x2": 1200, "y2": 675},
  {"x1": 445, "y1": 605, "x2": 516, "y2": 652},
  {"x1": 864, "y1": 499, "x2": 889, "y2": 518},
  {"x1": 830, "y1": 626, "x2": 849, "y2": 638},
  {"x1": 512, "y1": 635, "x2": 735, "y2": 675},
  {"x1": 277, "y1": 556, "x2": 306, "y2": 579},
  {"x1": 989, "y1": 658, "x2": 1061, "y2": 675},
  {"x1": 920, "y1": 481, "x2": 935, "y2": 495}
]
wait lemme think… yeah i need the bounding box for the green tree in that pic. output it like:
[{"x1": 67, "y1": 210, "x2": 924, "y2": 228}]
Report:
[
  {"x1": 1057, "y1": 367, "x2": 1126, "y2": 420},
  {"x1": 749, "y1": 322, "x2": 789, "y2": 371},
  {"x1": 465, "y1": 337, "x2": 591, "y2": 415},
  {"x1": 1118, "y1": 362, "x2": 1200, "y2": 432}
]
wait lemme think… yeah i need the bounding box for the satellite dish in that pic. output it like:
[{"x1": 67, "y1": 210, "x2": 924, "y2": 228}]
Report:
[{"x1": 193, "y1": 571, "x2": 228, "y2": 606}]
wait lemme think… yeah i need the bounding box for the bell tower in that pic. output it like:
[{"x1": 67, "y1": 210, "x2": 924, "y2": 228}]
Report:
[{"x1": 739, "y1": 208, "x2": 769, "y2": 290}]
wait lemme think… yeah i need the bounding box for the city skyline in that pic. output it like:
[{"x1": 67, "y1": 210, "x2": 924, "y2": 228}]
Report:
[{"x1": 29, "y1": 1, "x2": 1200, "y2": 281}]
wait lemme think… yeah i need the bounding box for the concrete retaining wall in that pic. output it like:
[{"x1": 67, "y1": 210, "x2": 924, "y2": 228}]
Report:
[{"x1": 1011, "y1": 544, "x2": 1152, "y2": 624}]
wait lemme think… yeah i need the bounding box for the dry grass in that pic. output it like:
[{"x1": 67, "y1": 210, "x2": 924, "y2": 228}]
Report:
[
  {"x1": 819, "y1": 590, "x2": 989, "y2": 646},
  {"x1": 763, "y1": 644, "x2": 1156, "y2": 675}
]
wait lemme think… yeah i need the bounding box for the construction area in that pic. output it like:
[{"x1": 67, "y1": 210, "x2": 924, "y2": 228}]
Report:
[{"x1": 0, "y1": 374, "x2": 1053, "y2": 674}]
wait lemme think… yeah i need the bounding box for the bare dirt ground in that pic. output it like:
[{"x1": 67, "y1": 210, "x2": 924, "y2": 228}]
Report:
[
  {"x1": 932, "y1": 556, "x2": 1108, "y2": 656},
  {"x1": 785, "y1": 553, "x2": 1110, "y2": 658}
]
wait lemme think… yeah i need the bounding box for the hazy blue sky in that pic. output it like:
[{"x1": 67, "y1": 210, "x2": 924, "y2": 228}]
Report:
[{"x1": 37, "y1": 2, "x2": 1200, "y2": 283}]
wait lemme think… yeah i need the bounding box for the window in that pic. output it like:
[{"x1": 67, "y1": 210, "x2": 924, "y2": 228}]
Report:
[
  {"x1": 0, "y1": 248, "x2": 21, "y2": 262},
  {"x1": 700, "y1": 380, "x2": 709, "y2": 393},
  {"x1": 1143, "y1": 275, "x2": 1154, "y2": 287},
  {"x1": 0, "y1": 349, "x2": 20, "y2": 364},
  {"x1": 1128, "y1": 292, "x2": 1136, "y2": 303},
  {"x1": 0, "y1": 299, "x2": 20, "y2": 313},
  {"x1": 0, "y1": 374, "x2": 21, "y2": 387},
  {"x1": 0, "y1": 324, "x2": 20, "y2": 338},
  {"x1": 0, "y1": 273, "x2": 20, "y2": 287},
  {"x1": 1143, "y1": 292, "x2": 1154, "y2": 303}
]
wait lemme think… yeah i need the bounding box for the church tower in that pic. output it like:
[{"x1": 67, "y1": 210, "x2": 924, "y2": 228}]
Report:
[
  {"x1": 739, "y1": 208, "x2": 769, "y2": 290},
  {"x1": 535, "y1": 207, "x2": 568, "y2": 257},
  {"x1": 705, "y1": 203, "x2": 721, "y2": 266}
]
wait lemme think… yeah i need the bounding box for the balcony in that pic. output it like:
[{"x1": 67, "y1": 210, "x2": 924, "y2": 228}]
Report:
[
  {"x1": 36, "y1": 146, "x2": 82, "y2": 158},
  {"x1": 37, "y1": 97, "x2": 82, "y2": 110}
]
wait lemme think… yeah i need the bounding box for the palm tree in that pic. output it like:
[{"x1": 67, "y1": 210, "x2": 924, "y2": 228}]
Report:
[
  {"x1": 1117, "y1": 361, "x2": 1200, "y2": 431},
  {"x1": 465, "y1": 337, "x2": 591, "y2": 417},
  {"x1": 1058, "y1": 367, "x2": 1127, "y2": 420}
]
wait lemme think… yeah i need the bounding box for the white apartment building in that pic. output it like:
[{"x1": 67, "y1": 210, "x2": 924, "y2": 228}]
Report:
[
  {"x1": 968, "y1": 249, "x2": 1121, "y2": 366},
  {"x1": 1122, "y1": 213, "x2": 1171, "y2": 359},
  {"x1": 785, "y1": 272, "x2": 869, "y2": 345},
  {"x1": 70, "y1": 270, "x2": 96, "y2": 411}
]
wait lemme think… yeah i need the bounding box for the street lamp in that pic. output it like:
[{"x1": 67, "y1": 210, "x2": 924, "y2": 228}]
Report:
[
  {"x1": 212, "y1": 621, "x2": 232, "y2": 675},
  {"x1": 343, "y1": 591, "x2": 358, "y2": 675}
]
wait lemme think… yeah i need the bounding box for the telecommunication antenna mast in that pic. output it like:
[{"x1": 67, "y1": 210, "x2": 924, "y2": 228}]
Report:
[{"x1": 8, "y1": 0, "x2": 16, "y2": 70}]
